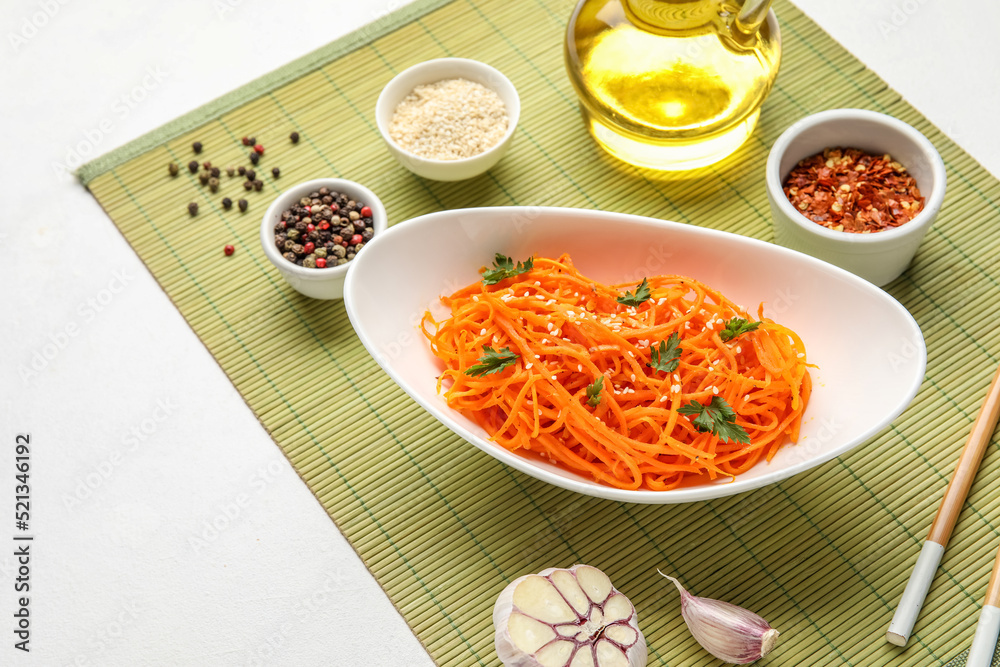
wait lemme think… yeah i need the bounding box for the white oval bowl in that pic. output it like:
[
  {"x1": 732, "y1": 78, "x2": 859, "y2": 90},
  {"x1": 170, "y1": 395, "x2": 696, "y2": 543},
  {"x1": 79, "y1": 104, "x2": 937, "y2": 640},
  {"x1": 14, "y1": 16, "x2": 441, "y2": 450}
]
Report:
[
  {"x1": 374, "y1": 58, "x2": 520, "y2": 181},
  {"x1": 344, "y1": 207, "x2": 926, "y2": 503}
]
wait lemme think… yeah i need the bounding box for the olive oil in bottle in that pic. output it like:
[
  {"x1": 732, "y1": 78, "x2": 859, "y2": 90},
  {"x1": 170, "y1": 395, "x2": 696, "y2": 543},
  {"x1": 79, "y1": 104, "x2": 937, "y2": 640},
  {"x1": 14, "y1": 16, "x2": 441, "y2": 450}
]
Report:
[{"x1": 565, "y1": 0, "x2": 780, "y2": 171}]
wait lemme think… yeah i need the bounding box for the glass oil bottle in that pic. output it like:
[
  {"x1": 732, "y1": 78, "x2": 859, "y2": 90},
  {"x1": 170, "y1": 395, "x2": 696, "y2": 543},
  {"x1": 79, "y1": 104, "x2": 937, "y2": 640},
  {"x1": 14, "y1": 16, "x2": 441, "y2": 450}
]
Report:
[{"x1": 565, "y1": 0, "x2": 781, "y2": 171}]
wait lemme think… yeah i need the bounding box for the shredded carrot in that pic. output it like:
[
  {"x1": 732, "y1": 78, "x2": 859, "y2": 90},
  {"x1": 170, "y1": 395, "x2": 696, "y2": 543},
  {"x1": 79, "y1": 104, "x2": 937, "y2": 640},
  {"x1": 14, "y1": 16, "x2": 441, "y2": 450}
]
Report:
[{"x1": 422, "y1": 254, "x2": 812, "y2": 491}]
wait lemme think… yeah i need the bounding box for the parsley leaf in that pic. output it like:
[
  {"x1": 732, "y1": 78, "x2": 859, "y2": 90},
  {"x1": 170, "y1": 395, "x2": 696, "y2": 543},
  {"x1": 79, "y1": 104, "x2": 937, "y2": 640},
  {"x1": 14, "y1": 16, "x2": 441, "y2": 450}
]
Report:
[
  {"x1": 465, "y1": 346, "x2": 519, "y2": 377},
  {"x1": 482, "y1": 253, "x2": 534, "y2": 285},
  {"x1": 720, "y1": 317, "x2": 760, "y2": 342},
  {"x1": 647, "y1": 332, "x2": 682, "y2": 374},
  {"x1": 677, "y1": 396, "x2": 750, "y2": 444},
  {"x1": 585, "y1": 375, "x2": 604, "y2": 407},
  {"x1": 616, "y1": 278, "x2": 651, "y2": 307}
]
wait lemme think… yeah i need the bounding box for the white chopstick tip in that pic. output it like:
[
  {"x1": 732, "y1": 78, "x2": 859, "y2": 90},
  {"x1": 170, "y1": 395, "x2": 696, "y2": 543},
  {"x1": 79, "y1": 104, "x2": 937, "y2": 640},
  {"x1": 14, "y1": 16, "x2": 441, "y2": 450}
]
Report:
[
  {"x1": 885, "y1": 631, "x2": 907, "y2": 647},
  {"x1": 887, "y1": 541, "x2": 946, "y2": 647},
  {"x1": 967, "y1": 605, "x2": 1000, "y2": 667}
]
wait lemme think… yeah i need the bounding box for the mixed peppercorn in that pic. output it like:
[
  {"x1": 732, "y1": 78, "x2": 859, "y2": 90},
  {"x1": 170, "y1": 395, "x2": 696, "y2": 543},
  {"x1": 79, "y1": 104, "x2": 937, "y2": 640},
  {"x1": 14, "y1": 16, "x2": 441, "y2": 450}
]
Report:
[
  {"x1": 274, "y1": 187, "x2": 375, "y2": 269},
  {"x1": 168, "y1": 131, "x2": 303, "y2": 256},
  {"x1": 782, "y1": 147, "x2": 924, "y2": 233}
]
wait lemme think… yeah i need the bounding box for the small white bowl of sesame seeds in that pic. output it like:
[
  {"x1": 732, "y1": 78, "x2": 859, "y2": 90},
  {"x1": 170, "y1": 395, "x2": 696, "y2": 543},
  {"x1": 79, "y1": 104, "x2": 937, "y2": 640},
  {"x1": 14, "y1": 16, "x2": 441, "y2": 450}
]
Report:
[{"x1": 375, "y1": 58, "x2": 520, "y2": 181}]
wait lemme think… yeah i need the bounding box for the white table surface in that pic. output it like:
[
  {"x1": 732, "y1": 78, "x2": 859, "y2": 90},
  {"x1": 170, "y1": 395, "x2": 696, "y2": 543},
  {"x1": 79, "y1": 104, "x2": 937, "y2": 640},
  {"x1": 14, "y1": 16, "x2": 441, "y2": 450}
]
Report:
[{"x1": 3, "y1": 1, "x2": 998, "y2": 665}]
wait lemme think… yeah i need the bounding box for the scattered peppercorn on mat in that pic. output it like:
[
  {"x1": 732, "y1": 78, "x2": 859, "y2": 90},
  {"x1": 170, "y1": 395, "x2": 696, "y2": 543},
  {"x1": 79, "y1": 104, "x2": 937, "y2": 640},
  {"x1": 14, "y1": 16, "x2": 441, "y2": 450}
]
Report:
[{"x1": 81, "y1": 0, "x2": 1000, "y2": 665}]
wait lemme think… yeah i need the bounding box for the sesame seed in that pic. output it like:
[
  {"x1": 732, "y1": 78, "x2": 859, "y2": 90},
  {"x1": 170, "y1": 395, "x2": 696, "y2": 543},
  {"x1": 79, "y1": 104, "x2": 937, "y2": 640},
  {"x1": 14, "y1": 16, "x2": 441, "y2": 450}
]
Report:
[
  {"x1": 745, "y1": 394, "x2": 751, "y2": 401},
  {"x1": 630, "y1": 374, "x2": 636, "y2": 381},
  {"x1": 472, "y1": 295, "x2": 479, "y2": 302},
  {"x1": 797, "y1": 352, "x2": 805, "y2": 358},
  {"x1": 577, "y1": 364, "x2": 583, "y2": 372},
  {"x1": 525, "y1": 362, "x2": 532, "y2": 369},
  {"x1": 547, "y1": 322, "x2": 554, "y2": 331},
  {"x1": 480, "y1": 328, "x2": 487, "y2": 335},
  {"x1": 387, "y1": 78, "x2": 508, "y2": 160},
  {"x1": 712, "y1": 386, "x2": 719, "y2": 395},
  {"x1": 660, "y1": 396, "x2": 668, "y2": 402}
]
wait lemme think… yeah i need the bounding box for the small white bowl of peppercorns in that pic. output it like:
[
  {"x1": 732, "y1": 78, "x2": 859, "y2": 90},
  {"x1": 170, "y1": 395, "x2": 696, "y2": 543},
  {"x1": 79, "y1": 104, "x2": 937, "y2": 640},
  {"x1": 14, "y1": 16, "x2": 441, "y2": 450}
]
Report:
[
  {"x1": 260, "y1": 178, "x2": 387, "y2": 299},
  {"x1": 765, "y1": 108, "x2": 946, "y2": 286}
]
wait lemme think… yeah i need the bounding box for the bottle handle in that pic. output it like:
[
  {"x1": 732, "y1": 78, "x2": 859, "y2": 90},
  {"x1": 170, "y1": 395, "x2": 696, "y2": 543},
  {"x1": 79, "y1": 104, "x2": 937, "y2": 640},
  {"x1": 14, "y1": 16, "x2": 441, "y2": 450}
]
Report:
[{"x1": 734, "y1": 0, "x2": 771, "y2": 38}]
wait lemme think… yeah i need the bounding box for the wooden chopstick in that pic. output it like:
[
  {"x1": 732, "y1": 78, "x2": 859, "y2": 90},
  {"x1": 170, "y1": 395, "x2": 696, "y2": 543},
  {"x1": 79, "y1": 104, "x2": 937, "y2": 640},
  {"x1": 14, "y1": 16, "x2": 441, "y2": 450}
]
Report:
[
  {"x1": 887, "y1": 360, "x2": 1000, "y2": 647},
  {"x1": 966, "y1": 544, "x2": 1000, "y2": 666}
]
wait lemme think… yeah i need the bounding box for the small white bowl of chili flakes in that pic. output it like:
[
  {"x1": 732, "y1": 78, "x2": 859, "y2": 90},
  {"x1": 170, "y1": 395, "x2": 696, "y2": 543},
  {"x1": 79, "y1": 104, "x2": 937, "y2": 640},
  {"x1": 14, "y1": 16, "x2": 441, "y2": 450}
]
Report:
[{"x1": 765, "y1": 109, "x2": 946, "y2": 286}]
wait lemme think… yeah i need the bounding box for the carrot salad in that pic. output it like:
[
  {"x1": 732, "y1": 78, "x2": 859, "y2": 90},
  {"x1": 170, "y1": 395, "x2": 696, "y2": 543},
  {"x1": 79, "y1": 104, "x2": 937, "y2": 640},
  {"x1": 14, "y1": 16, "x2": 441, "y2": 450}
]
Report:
[{"x1": 421, "y1": 254, "x2": 811, "y2": 491}]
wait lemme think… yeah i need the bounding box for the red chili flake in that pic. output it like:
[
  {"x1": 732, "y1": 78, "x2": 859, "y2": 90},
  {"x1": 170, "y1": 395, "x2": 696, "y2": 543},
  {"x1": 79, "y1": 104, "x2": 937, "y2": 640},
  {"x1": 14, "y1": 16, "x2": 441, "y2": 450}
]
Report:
[{"x1": 782, "y1": 147, "x2": 924, "y2": 233}]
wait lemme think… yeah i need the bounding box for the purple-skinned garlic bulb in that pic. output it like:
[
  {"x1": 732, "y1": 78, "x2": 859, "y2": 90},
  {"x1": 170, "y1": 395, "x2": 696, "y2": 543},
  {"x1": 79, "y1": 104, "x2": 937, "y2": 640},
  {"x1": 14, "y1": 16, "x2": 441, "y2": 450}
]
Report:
[
  {"x1": 493, "y1": 564, "x2": 647, "y2": 667},
  {"x1": 658, "y1": 570, "x2": 779, "y2": 664}
]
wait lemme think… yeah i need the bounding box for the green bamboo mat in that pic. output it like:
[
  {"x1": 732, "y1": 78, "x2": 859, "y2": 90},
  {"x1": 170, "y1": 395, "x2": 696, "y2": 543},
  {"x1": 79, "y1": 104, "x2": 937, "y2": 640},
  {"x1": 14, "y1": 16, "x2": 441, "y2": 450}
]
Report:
[{"x1": 82, "y1": 0, "x2": 1000, "y2": 664}]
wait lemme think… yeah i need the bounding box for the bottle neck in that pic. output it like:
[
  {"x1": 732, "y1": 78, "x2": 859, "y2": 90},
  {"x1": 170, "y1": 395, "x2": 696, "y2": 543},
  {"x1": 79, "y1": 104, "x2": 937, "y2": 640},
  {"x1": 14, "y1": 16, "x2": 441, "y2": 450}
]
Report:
[
  {"x1": 621, "y1": 0, "x2": 718, "y2": 34},
  {"x1": 622, "y1": 0, "x2": 773, "y2": 40}
]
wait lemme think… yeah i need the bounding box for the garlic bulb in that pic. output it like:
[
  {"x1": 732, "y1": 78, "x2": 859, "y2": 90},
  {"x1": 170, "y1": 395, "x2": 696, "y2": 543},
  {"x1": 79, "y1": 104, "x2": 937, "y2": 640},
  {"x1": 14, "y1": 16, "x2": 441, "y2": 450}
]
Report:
[
  {"x1": 493, "y1": 564, "x2": 647, "y2": 667},
  {"x1": 659, "y1": 571, "x2": 778, "y2": 664}
]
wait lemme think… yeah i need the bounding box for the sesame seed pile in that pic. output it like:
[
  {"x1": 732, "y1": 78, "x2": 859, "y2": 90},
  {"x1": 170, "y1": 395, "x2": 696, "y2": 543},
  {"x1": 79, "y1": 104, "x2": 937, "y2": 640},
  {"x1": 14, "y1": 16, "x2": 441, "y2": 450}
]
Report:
[{"x1": 388, "y1": 78, "x2": 508, "y2": 160}]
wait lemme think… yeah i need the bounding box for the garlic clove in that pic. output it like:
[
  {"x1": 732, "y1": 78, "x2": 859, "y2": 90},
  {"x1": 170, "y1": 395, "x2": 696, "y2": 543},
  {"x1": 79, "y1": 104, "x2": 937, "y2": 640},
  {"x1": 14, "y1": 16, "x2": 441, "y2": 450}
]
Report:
[
  {"x1": 658, "y1": 570, "x2": 779, "y2": 665},
  {"x1": 508, "y1": 613, "x2": 558, "y2": 653},
  {"x1": 595, "y1": 639, "x2": 631, "y2": 667},
  {"x1": 576, "y1": 565, "x2": 614, "y2": 604},
  {"x1": 514, "y1": 575, "x2": 579, "y2": 624},
  {"x1": 603, "y1": 594, "x2": 633, "y2": 623},
  {"x1": 494, "y1": 565, "x2": 647, "y2": 667},
  {"x1": 551, "y1": 569, "x2": 591, "y2": 615},
  {"x1": 604, "y1": 625, "x2": 637, "y2": 645}
]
